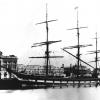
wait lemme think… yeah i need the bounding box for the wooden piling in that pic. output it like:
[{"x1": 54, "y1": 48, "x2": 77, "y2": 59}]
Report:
[
  {"x1": 66, "y1": 81, "x2": 68, "y2": 87},
  {"x1": 90, "y1": 81, "x2": 91, "y2": 87},
  {"x1": 78, "y1": 81, "x2": 80, "y2": 88},
  {"x1": 84, "y1": 81, "x2": 86, "y2": 87},
  {"x1": 53, "y1": 79, "x2": 54, "y2": 88},
  {"x1": 60, "y1": 79, "x2": 62, "y2": 88},
  {"x1": 73, "y1": 81, "x2": 75, "y2": 87}
]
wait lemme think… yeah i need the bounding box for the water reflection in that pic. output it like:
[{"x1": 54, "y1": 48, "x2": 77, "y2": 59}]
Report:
[{"x1": 0, "y1": 87, "x2": 100, "y2": 100}]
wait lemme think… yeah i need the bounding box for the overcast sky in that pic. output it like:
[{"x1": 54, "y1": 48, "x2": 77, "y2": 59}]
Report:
[{"x1": 0, "y1": 0, "x2": 99, "y2": 68}]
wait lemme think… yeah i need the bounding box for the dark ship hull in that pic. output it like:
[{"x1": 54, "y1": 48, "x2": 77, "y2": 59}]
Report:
[{"x1": 0, "y1": 66, "x2": 100, "y2": 90}]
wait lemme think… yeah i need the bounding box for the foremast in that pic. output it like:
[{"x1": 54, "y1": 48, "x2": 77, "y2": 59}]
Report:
[{"x1": 30, "y1": 4, "x2": 63, "y2": 76}]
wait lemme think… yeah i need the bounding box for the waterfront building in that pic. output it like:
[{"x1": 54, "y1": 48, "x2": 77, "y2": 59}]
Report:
[{"x1": 0, "y1": 52, "x2": 17, "y2": 79}]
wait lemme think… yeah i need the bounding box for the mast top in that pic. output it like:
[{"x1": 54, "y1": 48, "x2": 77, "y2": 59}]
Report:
[
  {"x1": 35, "y1": 3, "x2": 57, "y2": 25},
  {"x1": 75, "y1": 6, "x2": 79, "y2": 28},
  {"x1": 67, "y1": 7, "x2": 87, "y2": 30}
]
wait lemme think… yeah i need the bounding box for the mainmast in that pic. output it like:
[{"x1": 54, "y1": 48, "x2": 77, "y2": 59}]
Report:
[
  {"x1": 76, "y1": 7, "x2": 80, "y2": 74},
  {"x1": 66, "y1": 7, "x2": 89, "y2": 77},
  {"x1": 30, "y1": 4, "x2": 63, "y2": 76},
  {"x1": 46, "y1": 4, "x2": 49, "y2": 76}
]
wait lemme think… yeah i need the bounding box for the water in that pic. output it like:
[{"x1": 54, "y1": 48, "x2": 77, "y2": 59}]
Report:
[{"x1": 0, "y1": 87, "x2": 100, "y2": 100}]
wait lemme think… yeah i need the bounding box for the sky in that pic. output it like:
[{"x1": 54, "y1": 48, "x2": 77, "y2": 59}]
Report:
[{"x1": 0, "y1": 0, "x2": 99, "y2": 68}]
